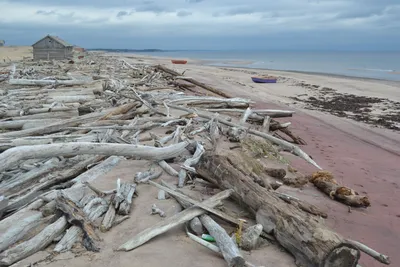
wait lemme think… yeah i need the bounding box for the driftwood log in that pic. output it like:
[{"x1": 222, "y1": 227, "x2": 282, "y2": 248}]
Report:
[
  {"x1": 156, "y1": 65, "x2": 232, "y2": 98},
  {"x1": 196, "y1": 150, "x2": 361, "y2": 267},
  {"x1": 0, "y1": 216, "x2": 68, "y2": 266},
  {"x1": 200, "y1": 214, "x2": 245, "y2": 267},
  {"x1": 117, "y1": 189, "x2": 234, "y2": 251},
  {"x1": 55, "y1": 191, "x2": 100, "y2": 252},
  {"x1": 0, "y1": 141, "x2": 191, "y2": 173}
]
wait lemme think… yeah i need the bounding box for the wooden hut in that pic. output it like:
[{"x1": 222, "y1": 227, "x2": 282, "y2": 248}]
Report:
[
  {"x1": 0, "y1": 40, "x2": 4, "y2": 47},
  {"x1": 32, "y1": 35, "x2": 73, "y2": 60}
]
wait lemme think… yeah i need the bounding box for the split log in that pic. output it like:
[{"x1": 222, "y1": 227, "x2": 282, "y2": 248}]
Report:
[
  {"x1": 0, "y1": 216, "x2": 68, "y2": 266},
  {"x1": 199, "y1": 214, "x2": 245, "y2": 267},
  {"x1": 117, "y1": 189, "x2": 234, "y2": 251},
  {"x1": 0, "y1": 141, "x2": 191, "y2": 173},
  {"x1": 197, "y1": 152, "x2": 361, "y2": 267},
  {"x1": 54, "y1": 225, "x2": 83, "y2": 253},
  {"x1": 156, "y1": 65, "x2": 232, "y2": 98},
  {"x1": 101, "y1": 202, "x2": 116, "y2": 232},
  {"x1": 8, "y1": 78, "x2": 91, "y2": 86},
  {"x1": 55, "y1": 191, "x2": 100, "y2": 252},
  {"x1": 308, "y1": 171, "x2": 371, "y2": 208},
  {"x1": 114, "y1": 180, "x2": 136, "y2": 215}
]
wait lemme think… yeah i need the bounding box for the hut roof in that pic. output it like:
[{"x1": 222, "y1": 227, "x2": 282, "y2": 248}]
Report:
[{"x1": 32, "y1": 35, "x2": 73, "y2": 47}]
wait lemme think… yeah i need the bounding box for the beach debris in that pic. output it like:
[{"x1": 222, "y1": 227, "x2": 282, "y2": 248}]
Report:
[
  {"x1": 151, "y1": 204, "x2": 166, "y2": 217},
  {"x1": 0, "y1": 52, "x2": 386, "y2": 267},
  {"x1": 308, "y1": 171, "x2": 371, "y2": 208}
]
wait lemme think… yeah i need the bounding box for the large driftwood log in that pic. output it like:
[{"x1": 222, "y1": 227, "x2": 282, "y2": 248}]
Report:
[
  {"x1": 0, "y1": 141, "x2": 191, "y2": 173},
  {"x1": 0, "y1": 216, "x2": 68, "y2": 266},
  {"x1": 197, "y1": 151, "x2": 361, "y2": 267},
  {"x1": 199, "y1": 214, "x2": 245, "y2": 267},
  {"x1": 117, "y1": 189, "x2": 234, "y2": 251}
]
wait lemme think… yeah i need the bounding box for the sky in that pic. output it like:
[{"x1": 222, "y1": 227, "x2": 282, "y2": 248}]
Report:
[{"x1": 0, "y1": 0, "x2": 399, "y2": 50}]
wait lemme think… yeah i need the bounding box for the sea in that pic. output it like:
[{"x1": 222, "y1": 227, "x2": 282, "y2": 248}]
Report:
[{"x1": 131, "y1": 51, "x2": 400, "y2": 82}]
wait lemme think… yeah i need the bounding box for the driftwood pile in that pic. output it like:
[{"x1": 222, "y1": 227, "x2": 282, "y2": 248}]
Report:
[{"x1": 0, "y1": 53, "x2": 388, "y2": 267}]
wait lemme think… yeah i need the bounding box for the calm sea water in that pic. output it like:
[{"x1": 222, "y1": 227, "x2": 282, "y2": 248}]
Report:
[{"x1": 132, "y1": 51, "x2": 400, "y2": 81}]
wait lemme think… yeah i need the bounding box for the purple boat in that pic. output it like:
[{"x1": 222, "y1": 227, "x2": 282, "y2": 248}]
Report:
[{"x1": 251, "y1": 76, "x2": 277, "y2": 83}]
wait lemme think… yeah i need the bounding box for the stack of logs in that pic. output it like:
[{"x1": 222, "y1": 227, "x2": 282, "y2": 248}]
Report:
[{"x1": 0, "y1": 53, "x2": 388, "y2": 267}]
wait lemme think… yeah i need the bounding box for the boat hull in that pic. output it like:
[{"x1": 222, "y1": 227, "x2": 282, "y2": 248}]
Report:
[
  {"x1": 251, "y1": 77, "x2": 277, "y2": 83},
  {"x1": 171, "y1": 60, "x2": 187, "y2": 64}
]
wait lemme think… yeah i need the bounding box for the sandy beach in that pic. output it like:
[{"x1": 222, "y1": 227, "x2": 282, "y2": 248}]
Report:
[
  {"x1": 120, "y1": 53, "x2": 400, "y2": 267},
  {"x1": 1, "y1": 47, "x2": 400, "y2": 267}
]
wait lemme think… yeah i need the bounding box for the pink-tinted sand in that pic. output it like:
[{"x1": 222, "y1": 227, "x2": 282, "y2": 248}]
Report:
[{"x1": 254, "y1": 100, "x2": 400, "y2": 267}]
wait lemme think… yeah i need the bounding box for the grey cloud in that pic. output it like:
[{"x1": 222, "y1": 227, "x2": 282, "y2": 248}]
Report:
[
  {"x1": 36, "y1": 10, "x2": 56, "y2": 15},
  {"x1": 226, "y1": 7, "x2": 257, "y2": 16},
  {"x1": 117, "y1": 11, "x2": 129, "y2": 17},
  {"x1": 135, "y1": 3, "x2": 171, "y2": 14},
  {"x1": 176, "y1": 10, "x2": 192, "y2": 17},
  {"x1": 186, "y1": 0, "x2": 204, "y2": 3}
]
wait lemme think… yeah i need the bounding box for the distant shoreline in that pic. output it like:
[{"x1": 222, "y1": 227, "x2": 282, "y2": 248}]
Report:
[{"x1": 110, "y1": 51, "x2": 400, "y2": 84}]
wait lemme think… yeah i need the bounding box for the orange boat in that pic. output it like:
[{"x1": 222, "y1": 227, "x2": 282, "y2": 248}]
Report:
[{"x1": 171, "y1": 59, "x2": 187, "y2": 64}]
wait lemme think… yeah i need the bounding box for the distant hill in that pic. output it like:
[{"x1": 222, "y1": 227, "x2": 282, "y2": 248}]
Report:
[{"x1": 88, "y1": 48, "x2": 164, "y2": 52}]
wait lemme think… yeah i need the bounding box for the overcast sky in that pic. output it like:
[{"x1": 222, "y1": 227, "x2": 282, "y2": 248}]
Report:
[{"x1": 1, "y1": 0, "x2": 399, "y2": 50}]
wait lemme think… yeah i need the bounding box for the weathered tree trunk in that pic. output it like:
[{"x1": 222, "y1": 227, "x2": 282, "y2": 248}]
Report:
[
  {"x1": 0, "y1": 216, "x2": 68, "y2": 266},
  {"x1": 0, "y1": 141, "x2": 191, "y2": 173},
  {"x1": 197, "y1": 151, "x2": 361, "y2": 267}
]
